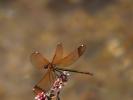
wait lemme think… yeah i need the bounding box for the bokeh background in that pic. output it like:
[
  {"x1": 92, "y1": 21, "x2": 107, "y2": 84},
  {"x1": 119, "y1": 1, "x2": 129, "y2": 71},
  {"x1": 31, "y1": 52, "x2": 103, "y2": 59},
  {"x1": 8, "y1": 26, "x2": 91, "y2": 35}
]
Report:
[{"x1": 0, "y1": 0, "x2": 133, "y2": 100}]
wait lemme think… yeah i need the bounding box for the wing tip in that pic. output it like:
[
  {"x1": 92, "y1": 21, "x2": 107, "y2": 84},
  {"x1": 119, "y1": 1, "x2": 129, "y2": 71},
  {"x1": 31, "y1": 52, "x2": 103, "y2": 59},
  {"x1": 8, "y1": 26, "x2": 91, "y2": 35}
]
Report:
[
  {"x1": 80, "y1": 44, "x2": 86, "y2": 47},
  {"x1": 57, "y1": 42, "x2": 63, "y2": 46},
  {"x1": 81, "y1": 44, "x2": 84, "y2": 47},
  {"x1": 31, "y1": 51, "x2": 40, "y2": 55},
  {"x1": 30, "y1": 51, "x2": 40, "y2": 59},
  {"x1": 78, "y1": 44, "x2": 86, "y2": 56},
  {"x1": 33, "y1": 85, "x2": 44, "y2": 94}
]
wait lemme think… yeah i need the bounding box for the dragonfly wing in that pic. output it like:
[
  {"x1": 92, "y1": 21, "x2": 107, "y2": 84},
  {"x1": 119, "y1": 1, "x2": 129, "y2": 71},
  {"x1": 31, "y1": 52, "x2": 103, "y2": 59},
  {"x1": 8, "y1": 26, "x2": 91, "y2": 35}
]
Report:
[
  {"x1": 56, "y1": 44, "x2": 86, "y2": 67},
  {"x1": 52, "y1": 43, "x2": 63, "y2": 64},
  {"x1": 31, "y1": 51, "x2": 49, "y2": 69},
  {"x1": 33, "y1": 85, "x2": 44, "y2": 94},
  {"x1": 49, "y1": 70, "x2": 56, "y2": 85},
  {"x1": 33, "y1": 69, "x2": 55, "y2": 94}
]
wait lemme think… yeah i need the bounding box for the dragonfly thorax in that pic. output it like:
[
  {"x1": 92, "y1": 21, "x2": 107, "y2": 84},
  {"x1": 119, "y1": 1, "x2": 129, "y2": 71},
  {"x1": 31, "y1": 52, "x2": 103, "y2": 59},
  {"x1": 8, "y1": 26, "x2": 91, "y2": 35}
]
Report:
[{"x1": 45, "y1": 63, "x2": 56, "y2": 70}]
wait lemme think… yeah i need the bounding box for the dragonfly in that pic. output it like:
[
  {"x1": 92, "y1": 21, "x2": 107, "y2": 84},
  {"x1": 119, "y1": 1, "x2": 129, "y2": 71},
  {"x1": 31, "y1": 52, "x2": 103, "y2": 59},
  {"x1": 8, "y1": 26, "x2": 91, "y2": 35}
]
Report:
[{"x1": 31, "y1": 43, "x2": 93, "y2": 97}]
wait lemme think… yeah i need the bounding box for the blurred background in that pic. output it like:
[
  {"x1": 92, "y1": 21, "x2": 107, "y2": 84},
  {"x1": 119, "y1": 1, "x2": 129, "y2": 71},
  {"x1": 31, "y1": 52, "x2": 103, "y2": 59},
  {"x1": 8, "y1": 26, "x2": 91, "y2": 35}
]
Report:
[{"x1": 0, "y1": 0, "x2": 133, "y2": 100}]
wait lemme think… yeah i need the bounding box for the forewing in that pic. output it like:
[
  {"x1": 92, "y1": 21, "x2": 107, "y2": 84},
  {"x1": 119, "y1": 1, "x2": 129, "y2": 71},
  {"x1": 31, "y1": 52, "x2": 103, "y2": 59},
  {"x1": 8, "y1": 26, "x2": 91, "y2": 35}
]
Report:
[
  {"x1": 52, "y1": 43, "x2": 63, "y2": 64},
  {"x1": 33, "y1": 69, "x2": 55, "y2": 93},
  {"x1": 56, "y1": 44, "x2": 86, "y2": 67},
  {"x1": 31, "y1": 51, "x2": 49, "y2": 69}
]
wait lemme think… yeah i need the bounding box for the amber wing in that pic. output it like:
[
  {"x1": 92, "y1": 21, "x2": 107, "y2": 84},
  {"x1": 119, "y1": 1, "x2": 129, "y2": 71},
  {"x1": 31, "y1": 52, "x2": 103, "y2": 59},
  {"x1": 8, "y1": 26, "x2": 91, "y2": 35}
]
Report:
[
  {"x1": 56, "y1": 44, "x2": 86, "y2": 67},
  {"x1": 33, "y1": 69, "x2": 56, "y2": 94},
  {"x1": 52, "y1": 43, "x2": 63, "y2": 64},
  {"x1": 31, "y1": 51, "x2": 49, "y2": 69}
]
